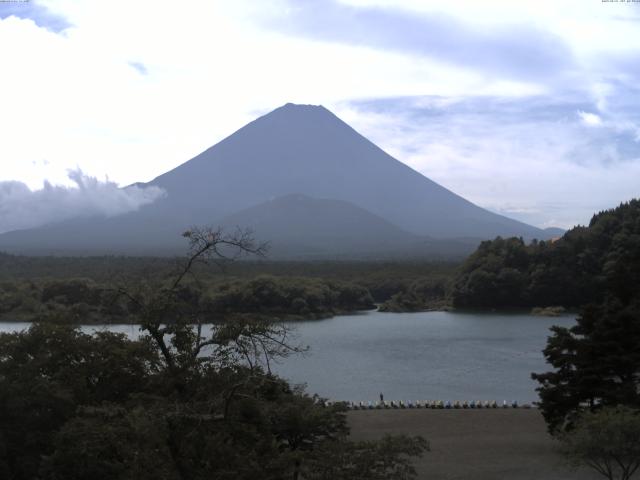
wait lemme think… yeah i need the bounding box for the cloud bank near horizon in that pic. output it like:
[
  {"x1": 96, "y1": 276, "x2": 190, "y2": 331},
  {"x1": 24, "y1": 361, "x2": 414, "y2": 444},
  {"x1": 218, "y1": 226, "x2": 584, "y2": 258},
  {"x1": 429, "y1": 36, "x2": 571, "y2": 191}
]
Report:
[{"x1": 0, "y1": 170, "x2": 165, "y2": 234}]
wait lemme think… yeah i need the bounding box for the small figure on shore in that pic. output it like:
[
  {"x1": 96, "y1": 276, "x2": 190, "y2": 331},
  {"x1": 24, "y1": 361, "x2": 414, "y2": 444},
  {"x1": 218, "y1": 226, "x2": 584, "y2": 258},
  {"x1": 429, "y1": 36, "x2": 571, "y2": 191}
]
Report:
[{"x1": 379, "y1": 392, "x2": 384, "y2": 403}]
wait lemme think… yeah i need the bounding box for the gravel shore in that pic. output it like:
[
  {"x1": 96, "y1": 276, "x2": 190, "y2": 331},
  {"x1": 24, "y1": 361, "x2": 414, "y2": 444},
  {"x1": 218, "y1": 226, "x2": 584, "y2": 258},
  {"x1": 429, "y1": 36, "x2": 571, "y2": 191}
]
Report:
[{"x1": 348, "y1": 409, "x2": 600, "y2": 480}]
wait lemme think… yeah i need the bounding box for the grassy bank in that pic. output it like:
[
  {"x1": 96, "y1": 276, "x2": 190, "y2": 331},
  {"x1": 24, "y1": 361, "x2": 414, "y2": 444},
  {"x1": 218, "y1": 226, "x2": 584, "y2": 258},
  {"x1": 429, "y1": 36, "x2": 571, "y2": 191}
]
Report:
[{"x1": 348, "y1": 409, "x2": 599, "y2": 480}]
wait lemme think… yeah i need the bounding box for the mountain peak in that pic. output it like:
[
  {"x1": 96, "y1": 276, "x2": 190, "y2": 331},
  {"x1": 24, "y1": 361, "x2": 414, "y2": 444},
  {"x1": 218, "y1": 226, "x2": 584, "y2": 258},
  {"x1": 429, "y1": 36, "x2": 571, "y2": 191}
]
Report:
[
  {"x1": 269, "y1": 102, "x2": 333, "y2": 120},
  {"x1": 281, "y1": 102, "x2": 325, "y2": 110}
]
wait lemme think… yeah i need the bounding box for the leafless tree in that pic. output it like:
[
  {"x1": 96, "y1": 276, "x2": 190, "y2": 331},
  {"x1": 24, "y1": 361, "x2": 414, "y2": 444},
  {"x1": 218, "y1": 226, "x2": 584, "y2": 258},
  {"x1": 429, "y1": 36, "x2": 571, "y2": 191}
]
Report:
[{"x1": 116, "y1": 226, "x2": 304, "y2": 394}]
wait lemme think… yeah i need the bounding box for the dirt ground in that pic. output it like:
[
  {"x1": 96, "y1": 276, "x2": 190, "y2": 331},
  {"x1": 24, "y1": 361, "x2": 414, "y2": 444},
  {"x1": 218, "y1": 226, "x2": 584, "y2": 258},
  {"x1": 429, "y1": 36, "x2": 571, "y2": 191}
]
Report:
[{"x1": 348, "y1": 409, "x2": 600, "y2": 480}]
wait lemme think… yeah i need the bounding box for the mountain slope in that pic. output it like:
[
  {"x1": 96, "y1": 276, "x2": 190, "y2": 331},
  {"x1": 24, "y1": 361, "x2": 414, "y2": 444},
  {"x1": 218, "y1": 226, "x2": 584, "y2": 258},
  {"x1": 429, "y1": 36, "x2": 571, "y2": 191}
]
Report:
[
  {"x1": 145, "y1": 103, "x2": 545, "y2": 239},
  {"x1": 222, "y1": 193, "x2": 415, "y2": 240},
  {"x1": 219, "y1": 194, "x2": 421, "y2": 258}
]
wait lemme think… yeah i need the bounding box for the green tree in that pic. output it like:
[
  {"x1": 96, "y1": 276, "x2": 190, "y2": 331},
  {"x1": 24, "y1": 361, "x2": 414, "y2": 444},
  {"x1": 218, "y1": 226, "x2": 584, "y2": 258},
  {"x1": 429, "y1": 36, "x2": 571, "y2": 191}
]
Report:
[
  {"x1": 532, "y1": 298, "x2": 640, "y2": 433},
  {"x1": 451, "y1": 199, "x2": 640, "y2": 310},
  {"x1": 0, "y1": 324, "x2": 159, "y2": 479},
  {"x1": 303, "y1": 434, "x2": 429, "y2": 480},
  {"x1": 560, "y1": 406, "x2": 640, "y2": 480}
]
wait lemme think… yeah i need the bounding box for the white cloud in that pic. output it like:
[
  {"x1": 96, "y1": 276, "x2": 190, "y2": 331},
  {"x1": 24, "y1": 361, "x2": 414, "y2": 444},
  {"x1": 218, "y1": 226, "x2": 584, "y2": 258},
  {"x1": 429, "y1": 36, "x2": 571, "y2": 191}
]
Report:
[
  {"x1": 337, "y1": 0, "x2": 640, "y2": 54},
  {"x1": 578, "y1": 110, "x2": 603, "y2": 127},
  {"x1": 0, "y1": 169, "x2": 165, "y2": 234}
]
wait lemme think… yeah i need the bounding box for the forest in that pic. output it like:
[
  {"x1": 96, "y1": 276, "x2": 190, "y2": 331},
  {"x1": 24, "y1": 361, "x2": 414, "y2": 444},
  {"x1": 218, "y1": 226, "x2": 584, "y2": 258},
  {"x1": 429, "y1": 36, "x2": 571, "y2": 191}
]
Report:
[
  {"x1": 0, "y1": 252, "x2": 457, "y2": 322},
  {"x1": 450, "y1": 199, "x2": 640, "y2": 310}
]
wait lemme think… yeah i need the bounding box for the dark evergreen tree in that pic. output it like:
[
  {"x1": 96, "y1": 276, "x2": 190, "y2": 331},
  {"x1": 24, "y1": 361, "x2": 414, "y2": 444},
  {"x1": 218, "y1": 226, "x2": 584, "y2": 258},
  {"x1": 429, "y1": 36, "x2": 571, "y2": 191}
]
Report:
[
  {"x1": 532, "y1": 298, "x2": 640, "y2": 433},
  {"x1": 531, "y1": 199, "x2": 640, "y2": 433}
]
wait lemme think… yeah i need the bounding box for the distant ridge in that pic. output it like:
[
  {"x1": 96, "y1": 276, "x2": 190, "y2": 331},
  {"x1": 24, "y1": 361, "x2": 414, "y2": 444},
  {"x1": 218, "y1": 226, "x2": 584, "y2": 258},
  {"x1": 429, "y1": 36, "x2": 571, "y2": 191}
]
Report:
[
  {"x1": 542, "y1": 227, "x2": 566, "y2": 237},
  {"x1": 0, "y1": 103, "x2": 551, "y2": 257},
  {"x1": 217, "y1": 193, "x2": 473, "y2": 258}
]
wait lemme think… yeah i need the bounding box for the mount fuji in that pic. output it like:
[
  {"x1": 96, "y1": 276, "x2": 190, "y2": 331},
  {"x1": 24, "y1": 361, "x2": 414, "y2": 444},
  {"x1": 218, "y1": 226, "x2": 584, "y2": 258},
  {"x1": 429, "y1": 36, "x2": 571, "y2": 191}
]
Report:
[{"x1": 0, "y1": 103, "x2": 550, "y2": 258}]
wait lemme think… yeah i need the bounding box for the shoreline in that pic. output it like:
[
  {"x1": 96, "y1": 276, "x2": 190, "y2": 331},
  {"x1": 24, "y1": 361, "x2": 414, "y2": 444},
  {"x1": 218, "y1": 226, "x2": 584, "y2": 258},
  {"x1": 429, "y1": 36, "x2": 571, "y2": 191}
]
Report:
[{"x1": 0, "y1": 306, "x2": 580, "y2": 324}]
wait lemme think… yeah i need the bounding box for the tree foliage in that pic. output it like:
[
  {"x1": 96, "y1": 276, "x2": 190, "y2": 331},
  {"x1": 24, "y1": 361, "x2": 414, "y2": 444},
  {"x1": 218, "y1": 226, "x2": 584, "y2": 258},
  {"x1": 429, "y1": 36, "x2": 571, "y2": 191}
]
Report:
[
  {"x1": 0, "y1": 324, "x2": 160, "y2": 479},
  {"x1": 529, "y1": 202, "x2": 640, "y2": 434},
  {"x1": 378, "y1": 277, "x2": 449, "y2": 312},
  {"x1": 303, "y1": 434, "x2": 429, "y2": 480},
  {"x1": 0, "y1": 251, "x2": 458, "y2": 321},
  {"x1": 451, "y1": 199, "x2": 640, "y2": 309},
  {"x1": 204, "y1": 275, "x2": 375, "y2": 319},
  {"x1": 532, "y1": 298, "x2": 640, "y2": 432},
  {"x1": 560, "y1": 406, "x2": 640, "y2": 480}
]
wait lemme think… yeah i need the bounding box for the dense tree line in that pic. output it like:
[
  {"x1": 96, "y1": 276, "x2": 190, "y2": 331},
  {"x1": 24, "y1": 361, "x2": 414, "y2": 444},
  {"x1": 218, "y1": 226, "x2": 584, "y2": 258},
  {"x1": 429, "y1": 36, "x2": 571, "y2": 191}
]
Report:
[
  {"x1": 0, "y1": 253, "x2": 458, "y2": 321},
  {"x1": 206, "y1": 276, "x2": 374, "y2": 319},
  {"x1": 377, "y1": 277, "x2": 450, "y2": 313},
  {"x1": 0, "y1": 253, "x2": 457, "y2": 299},
  {"x1": 0, "y1": 252, "x2": 174, "y2": 283},
  {"x1": 451, "y1": 199, "x2": 640, "y2": 309},
  {"x1": 0, "y1": 275, "x2": 376, "y2": 324}
]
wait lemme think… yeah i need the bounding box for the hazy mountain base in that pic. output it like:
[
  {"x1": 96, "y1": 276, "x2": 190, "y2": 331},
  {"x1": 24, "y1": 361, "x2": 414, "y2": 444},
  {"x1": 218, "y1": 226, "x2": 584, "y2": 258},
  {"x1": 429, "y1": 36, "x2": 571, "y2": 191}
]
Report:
[{"x1": 0, "y1": 217, "x2": 481, "y2": 260}]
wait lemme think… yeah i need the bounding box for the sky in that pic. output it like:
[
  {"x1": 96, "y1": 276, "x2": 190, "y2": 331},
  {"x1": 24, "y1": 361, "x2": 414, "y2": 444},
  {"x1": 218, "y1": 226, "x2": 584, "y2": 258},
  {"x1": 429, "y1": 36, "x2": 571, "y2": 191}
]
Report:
[{"x1": 1, "y1": 0, "x2": 639, "y2": 231}]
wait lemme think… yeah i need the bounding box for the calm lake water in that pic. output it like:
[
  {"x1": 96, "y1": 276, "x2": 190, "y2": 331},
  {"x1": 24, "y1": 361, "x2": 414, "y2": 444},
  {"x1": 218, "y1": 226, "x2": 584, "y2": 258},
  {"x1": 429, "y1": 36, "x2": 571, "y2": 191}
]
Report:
[{"x1": 0, "y1": 311, "x2": 576, "y2": 403}]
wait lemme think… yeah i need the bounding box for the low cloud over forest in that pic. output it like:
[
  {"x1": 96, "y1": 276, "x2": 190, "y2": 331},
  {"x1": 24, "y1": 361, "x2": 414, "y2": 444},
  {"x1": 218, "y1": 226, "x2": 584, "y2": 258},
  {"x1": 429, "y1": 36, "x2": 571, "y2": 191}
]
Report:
[{"x1": 0, "y1": 169, "x2": 165, "y2": 234}]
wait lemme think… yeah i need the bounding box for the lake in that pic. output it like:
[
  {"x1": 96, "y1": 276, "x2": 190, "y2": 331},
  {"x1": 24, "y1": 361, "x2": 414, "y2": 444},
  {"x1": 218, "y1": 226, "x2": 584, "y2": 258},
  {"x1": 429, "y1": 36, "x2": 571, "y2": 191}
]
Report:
[{"x1": 0, "y1": 310, "x2": 576, "y2": 403}]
